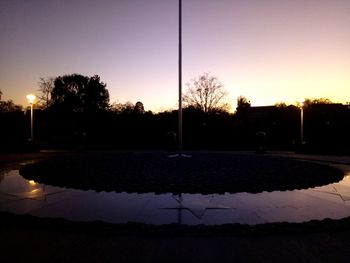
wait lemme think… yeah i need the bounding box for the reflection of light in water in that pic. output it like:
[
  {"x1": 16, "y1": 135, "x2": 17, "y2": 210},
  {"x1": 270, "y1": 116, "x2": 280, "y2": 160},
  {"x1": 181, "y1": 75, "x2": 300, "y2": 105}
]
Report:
[
  {"x1": 29, "y1": 180, "x2": 37, "y2": 186},
  {"x1": 31, "y1": 189, "x2": 40, "y2": 193},
  {"x1": 338, "y1": 173, "x2": 350, "y2": 186}
]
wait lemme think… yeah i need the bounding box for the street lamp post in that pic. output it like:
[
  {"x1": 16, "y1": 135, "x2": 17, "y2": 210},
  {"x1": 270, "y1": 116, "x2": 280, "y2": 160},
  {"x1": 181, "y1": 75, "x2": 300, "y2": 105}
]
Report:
[
  {"x1": 298, "y1": 99, "x2": 305, "y2": 145},
  {"x1": 26, "y1": 94, "x2": 36, "y2": 142}
]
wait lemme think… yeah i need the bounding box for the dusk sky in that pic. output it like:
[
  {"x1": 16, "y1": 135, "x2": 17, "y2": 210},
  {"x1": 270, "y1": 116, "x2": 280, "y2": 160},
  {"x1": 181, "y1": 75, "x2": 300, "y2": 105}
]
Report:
[{"x1": 1, "y1": 0, "x2": 349, "y2": 112}]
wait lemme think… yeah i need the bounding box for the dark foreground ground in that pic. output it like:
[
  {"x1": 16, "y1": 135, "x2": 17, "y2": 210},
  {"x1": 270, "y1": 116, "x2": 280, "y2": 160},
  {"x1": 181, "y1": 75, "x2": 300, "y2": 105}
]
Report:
[
  {"x1": 3, "y1": 212, "x2": 350, "y2": 263},
  {"x1": 2, "y1": 151, "x2": 350, "y2": 262}
]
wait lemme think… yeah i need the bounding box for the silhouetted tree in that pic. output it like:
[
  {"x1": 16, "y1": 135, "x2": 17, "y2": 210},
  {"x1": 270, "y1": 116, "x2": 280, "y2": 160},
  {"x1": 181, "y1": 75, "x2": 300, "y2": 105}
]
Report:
[
  {"x1": 134, "y1": 101, "x2": 145, "y2": 114},
  {"x1": 0, "y1": 90, "x2": 22, "y2": 112},
  {"x1": 275, "y1": 102, "x2": 287, "y2": 108},
  {"x1": 0, "y1": 100, "x2": 23, "y2": 112},
  {"x1": 236, "y1": 96, "x2": 251, "y2": 114},
  {"x1": 183, "y1": 72, "x2": 229, "y2": 113},
  {"x1": 110, "y1": 102, "x2": 134, "y2": 114},
  {"x1": 37, "y1": 77, "x2": 54, "y2": 109},
  {"x1": 302, "y1": 98, "x2": 333, "y2": 108},
  {"x1": 50, "y1": 74, "x2": 109, "y2": 113},
  {"x1": 311, "y1": 98, "x2": 332, "y2": 104},
  {"x1": 110, "y1": 101, "x2": 147, "y2": 115}
]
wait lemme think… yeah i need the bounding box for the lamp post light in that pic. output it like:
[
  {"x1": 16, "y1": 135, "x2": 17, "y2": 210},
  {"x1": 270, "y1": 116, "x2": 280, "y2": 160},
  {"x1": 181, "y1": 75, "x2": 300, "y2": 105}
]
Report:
[
  {"x1": 26, "y1": 94, "x2": 36, "y2": 142},
  {"x1": 298, "y1": 99, "x2": 305, "y2": 145}
]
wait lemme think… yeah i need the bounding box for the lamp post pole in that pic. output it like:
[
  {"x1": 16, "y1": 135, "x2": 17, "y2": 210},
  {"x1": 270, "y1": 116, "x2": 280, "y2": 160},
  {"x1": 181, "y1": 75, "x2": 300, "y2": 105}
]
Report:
[
  {"x1": 300, "y1": 106, "x2": 303, "y2": 144},
  {"x1": 26, "y1": 94, "x2": 36, "y2": 142},
  {"x1": 178, "y1": 0, "x2": 183, "y2": 152},
  {"x1": 298, "y1": 99, "x2": 305, "y2": 145},
  {"x1": 30, "y1": 102, "x2": 34, "y2": 142}
]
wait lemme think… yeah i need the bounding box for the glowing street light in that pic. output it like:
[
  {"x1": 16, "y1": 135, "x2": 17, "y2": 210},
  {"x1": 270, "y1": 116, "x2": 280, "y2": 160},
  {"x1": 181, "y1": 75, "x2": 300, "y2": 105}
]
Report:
[
  {"x1": 26, "y1": 94, "x2": 36, "y2": 142},
  {"x1": 298, "y1": 98, "x2": 305, "y2": 144}
]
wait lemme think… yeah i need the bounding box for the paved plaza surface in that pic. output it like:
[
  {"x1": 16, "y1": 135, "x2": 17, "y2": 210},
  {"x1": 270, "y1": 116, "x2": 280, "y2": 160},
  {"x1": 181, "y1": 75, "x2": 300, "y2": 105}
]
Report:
[
  {"x1": 2, "y1": 151, "x2": 350, "y2": 262},
  {"x1": 1, "y1": 151, "x2": 350, "y2": 226}
]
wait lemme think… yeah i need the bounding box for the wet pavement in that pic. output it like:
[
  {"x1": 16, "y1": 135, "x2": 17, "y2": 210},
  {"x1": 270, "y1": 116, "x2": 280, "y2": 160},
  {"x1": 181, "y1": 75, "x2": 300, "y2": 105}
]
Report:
[{"x1": 1, "y1": 153, "x2": 350, "y2": 225}]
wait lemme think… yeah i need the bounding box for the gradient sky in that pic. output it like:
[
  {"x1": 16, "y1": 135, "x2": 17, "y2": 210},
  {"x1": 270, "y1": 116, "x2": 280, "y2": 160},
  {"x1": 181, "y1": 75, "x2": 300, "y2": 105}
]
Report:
[{"x1": 1, "y1": 0, "x2": 349, "y2": 112}]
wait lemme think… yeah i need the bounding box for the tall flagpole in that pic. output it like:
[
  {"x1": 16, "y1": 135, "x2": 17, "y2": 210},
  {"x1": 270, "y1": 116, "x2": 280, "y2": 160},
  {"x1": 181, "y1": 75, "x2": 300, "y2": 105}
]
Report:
[
  {"x1": 178, "y1": 0, "x2": 183, "y2": 217},
  {"x1": 178, "y1": 0, "x2": 183, "y2": 152}
]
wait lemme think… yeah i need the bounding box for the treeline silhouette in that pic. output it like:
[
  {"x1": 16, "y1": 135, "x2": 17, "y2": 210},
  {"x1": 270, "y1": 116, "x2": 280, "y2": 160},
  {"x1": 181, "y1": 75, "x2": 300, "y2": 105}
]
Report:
[
  {"x1": 1, "y1": 102, "x2": 350, "y2": 154},
  {"x1": 1, "y1": 74, "x2": 349, "y2": 154}
]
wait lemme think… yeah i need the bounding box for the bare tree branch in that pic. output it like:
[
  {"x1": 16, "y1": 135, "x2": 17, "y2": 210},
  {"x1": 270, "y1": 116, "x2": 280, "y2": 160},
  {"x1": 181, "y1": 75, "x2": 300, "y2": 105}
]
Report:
[
  {"x1": 183, "y1": 73, "x2": 229, "y2": 113},
  {"x1": 37, "y1": 77, "x2": 54, "y2": 109}
]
